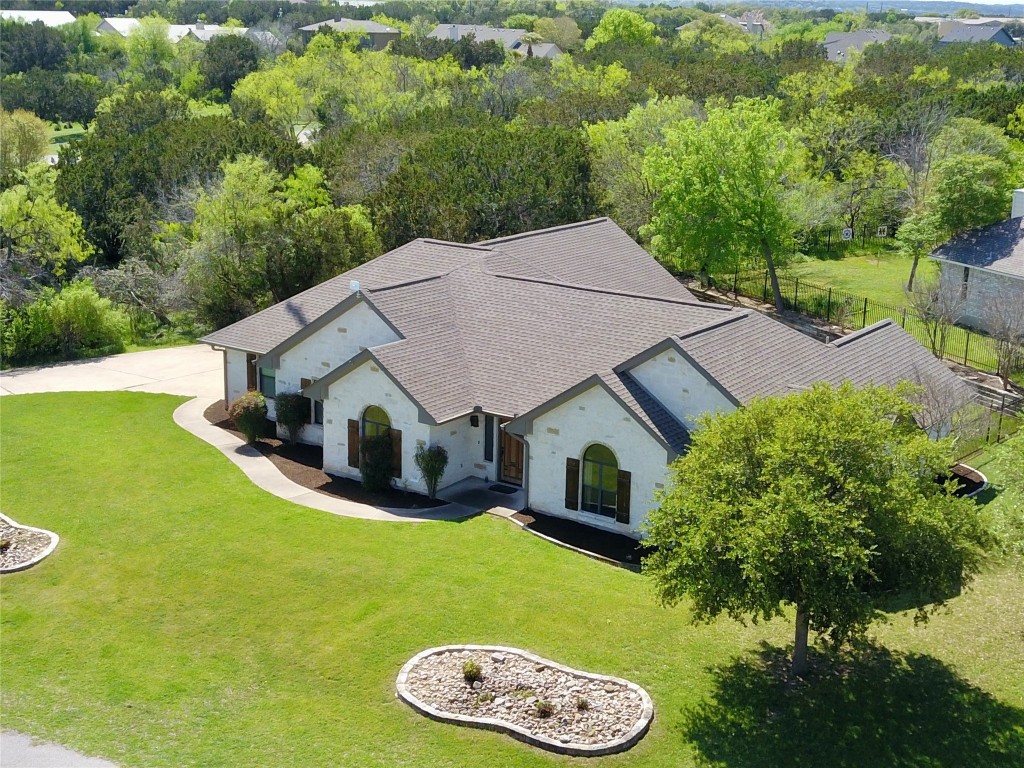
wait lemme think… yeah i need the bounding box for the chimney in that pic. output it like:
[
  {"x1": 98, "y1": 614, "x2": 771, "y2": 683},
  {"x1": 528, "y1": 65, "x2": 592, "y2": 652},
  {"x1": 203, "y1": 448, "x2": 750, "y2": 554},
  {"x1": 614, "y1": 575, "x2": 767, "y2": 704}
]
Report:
[
  {"x1": 449, "y1": 24, "x2": 458, "y2": 41},
  {"x1": 195, "y1": 20, "x2": 204, "y2": 30},
  {"x1": 1012, "y1": 189, "x2": 1024, "y2": 220},
  {"x1": 350, "y1": 280, "x2": 361, "y2": 293}
]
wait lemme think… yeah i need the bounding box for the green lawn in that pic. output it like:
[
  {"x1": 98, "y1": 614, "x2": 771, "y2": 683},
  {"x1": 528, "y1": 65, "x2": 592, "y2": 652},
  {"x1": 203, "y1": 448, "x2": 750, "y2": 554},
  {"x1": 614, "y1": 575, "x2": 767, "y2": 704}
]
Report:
[
  {"x1": 46, "y1": 122, "x2": 86, "y2": 155},
  {"x1": 1, "y1": 393, "x2": 1022, "y2": 767},
  {"x1": 785, "y1": 248, "x2": 938, "y2": 309}
]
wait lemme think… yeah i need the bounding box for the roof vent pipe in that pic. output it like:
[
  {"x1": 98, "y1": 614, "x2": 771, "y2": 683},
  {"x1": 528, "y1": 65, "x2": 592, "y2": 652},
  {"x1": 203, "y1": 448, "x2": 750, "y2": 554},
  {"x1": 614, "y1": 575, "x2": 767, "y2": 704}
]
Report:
[
  {"x1": 1011, "y1": 189, "x2": 1024, "y2": 220},
  {"x1": 350, "y1": 280, "x2": 360, "y2": 293}
]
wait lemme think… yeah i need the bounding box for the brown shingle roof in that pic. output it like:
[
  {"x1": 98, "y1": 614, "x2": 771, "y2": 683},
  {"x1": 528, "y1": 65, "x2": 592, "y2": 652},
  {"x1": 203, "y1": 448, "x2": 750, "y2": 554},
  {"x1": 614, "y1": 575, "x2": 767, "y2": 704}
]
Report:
[{"x1": 204, "y1": 219, "x2": 970, "y2": 445}]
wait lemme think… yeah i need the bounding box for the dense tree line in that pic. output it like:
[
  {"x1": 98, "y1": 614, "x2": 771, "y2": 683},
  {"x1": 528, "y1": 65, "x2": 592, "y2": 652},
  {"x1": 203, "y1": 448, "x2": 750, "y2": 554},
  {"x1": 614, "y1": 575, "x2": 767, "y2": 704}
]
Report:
[{"x1": 1, "y1": 1, "x2": 1022, "y2": 367}]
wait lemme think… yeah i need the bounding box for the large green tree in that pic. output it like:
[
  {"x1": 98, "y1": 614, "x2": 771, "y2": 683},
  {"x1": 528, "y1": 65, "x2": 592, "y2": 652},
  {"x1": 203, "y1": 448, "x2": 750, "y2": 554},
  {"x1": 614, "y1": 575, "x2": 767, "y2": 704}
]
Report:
[
  {"x1": 201, "y1": 33, "x2": 260, "y2": 100},
  {"x1": 644, "y1": 98, "x2": 806, "y2": 311},
  {"x1": 0, "y1": 109, "x2": 49, "y2": 181},
  {"x1": 186, "y1": 156, "x2": 380, "y2": 327},
  {"x1": 643, "y1": 382, "x2": 991, "y2": 675},
  {"x1": 371, "y1": 123, "x2": 596, "y2": 249}
]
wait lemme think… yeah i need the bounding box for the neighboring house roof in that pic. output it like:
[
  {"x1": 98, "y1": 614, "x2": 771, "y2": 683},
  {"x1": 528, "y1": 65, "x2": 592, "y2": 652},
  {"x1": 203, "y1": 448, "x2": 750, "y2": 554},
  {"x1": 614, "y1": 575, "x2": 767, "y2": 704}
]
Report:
[
  {"x1": 98, "y1": 17, "x2": 141, "y2": 35},
  {"x1": 204, "y1": 218, "x2": 970, "y2": 448},
  {"x1": 300, "y1": 18, "x2": 400, "y2": 35},
  {"x1": 188, "y1": 26, "x2": 245, "y2": 43},
  {"x1": 823, "y1": 30, "x2": 892, "y2": 61},
  {"x1": 0, "y1": 10, "x2": 77, "y2": 26},
  {"x1": 930, "y1": 217, "x2": 1024, "y2": 280},
  {"x1": 939, "y1": 23, "x2": 1014, "y2": 44},
  {"x1": 428, "y1": 24, "x2": 527, "y2": 49},
  {"x1": 513, "y1": 41, "x2": 562, "y2": 59}
]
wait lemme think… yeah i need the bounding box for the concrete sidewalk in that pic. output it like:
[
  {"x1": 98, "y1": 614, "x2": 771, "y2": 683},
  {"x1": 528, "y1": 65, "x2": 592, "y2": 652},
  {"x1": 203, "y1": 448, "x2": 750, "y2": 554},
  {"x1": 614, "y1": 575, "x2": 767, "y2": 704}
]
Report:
[
  {"x1": 173, "y1": 397, "x2": 477, "y2": 523},
  {"x1": 0, "y1": 731, "x2": 118, "y2": 768},
  {"x1": 0, "y1": 345, "x2": 222, "y2": 398}
]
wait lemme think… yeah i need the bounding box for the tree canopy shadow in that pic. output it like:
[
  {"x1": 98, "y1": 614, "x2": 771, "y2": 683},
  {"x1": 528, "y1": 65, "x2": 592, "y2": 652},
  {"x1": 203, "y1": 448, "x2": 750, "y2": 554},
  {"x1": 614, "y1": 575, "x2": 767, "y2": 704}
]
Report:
[{"x1": 683, "y1": 641, "x2": 1024, "y2": 768}]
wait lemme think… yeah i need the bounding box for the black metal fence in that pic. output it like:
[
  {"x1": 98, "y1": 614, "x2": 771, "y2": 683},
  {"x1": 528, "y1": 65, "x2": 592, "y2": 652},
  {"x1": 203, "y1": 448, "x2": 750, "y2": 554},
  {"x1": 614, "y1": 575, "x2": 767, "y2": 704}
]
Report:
[
  {"x1": 717, "y1": 270, "x2": 1003, "y2": 375},
  {"x1": 952, "y1": 387, "x2": 1022, "y2": 462},
  {"x1": 800, "y1": 223, "x2": 897, "y2": 255}
]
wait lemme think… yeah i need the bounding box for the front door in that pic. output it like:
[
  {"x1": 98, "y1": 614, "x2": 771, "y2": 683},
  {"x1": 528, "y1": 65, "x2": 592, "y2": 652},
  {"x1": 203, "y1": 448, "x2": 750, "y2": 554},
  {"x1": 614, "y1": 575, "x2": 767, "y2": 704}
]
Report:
[{"x1": 499, "y1": 425, "x2": 524, "y2": 485}]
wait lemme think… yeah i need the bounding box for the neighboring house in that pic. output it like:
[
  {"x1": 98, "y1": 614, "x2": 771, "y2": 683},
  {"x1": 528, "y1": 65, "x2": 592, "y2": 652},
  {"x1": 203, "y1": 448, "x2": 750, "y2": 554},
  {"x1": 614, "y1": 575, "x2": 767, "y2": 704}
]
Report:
[
  {"x1": 299, "y1": 18, "x2": 401, "y2": 50},
  {"x1": 96, "y1": 17, "x2": 140, "y2": 36},
  {"x1": 428, "y1": 24, "x2": 562, "y2": 58},
  {"x1": 931, "y1": 189, "x2": 1024, "y2": 333},
  {"x1": 823, "y1": 30, "x2": 892, "y2": 62},
  {"x1": 202, "y1": 219, "x2": 969, "y2": 538},
  {"x1": 938, "y1": 22, "x2": 1016, "y2": 46},
  {"x1": 719, "y1": 12, "x2": 770, "y2": 37},
  {"x1": 0, "y1": 10, "x2": 76, "y2": 27}
]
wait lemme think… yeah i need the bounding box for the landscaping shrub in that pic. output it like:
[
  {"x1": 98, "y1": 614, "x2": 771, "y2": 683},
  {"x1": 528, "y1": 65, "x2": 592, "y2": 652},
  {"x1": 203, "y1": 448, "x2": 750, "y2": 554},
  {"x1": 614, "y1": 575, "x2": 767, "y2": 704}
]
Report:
[
  {"x1": 360, "y1": 433, "x2": 394, "y2": 493},
  {"x1": 0, "y1": 539, "x2": 10, "y2": 553},
  {"x1": 534, "y1": 700, "x2": 555, "y2": 718},
  {"x1": 228, "y1": 391, "x2": 268, "y2": 444},
  {"x1": 0, "y1": 281, "x2": 129, "y2": 367},
  {"x1": 575, "y1": 696, "x2": 590, "y2": 711},
  {"x1": 462, "y1": 659, "x2": 482, "y2": 683},
  {"x1": 414, "y1": 443, "x2": 449, "y2": 499},
  {"x1": 274, "y1": 392, "x2": 308, "y2": 444}
]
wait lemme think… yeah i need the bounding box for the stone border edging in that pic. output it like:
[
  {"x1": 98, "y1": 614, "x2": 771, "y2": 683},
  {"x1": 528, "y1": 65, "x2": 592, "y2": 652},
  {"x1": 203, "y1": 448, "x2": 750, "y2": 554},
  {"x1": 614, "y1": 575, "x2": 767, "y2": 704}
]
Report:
[
  {"x1": 0, "y1": 512, "x2": 59, "y2": 573},
  {"x1": 396, "y1": 644, "x2": 654, "y2": 757},
  {"x1": 960, "y1": 464, "x2": 989, "y2": 499}
]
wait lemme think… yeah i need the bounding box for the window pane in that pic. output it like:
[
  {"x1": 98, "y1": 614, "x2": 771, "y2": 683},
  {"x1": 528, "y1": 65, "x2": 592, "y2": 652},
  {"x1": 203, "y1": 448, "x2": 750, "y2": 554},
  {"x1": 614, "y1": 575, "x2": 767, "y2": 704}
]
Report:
[
  {"x1": 583, "y1": 459, "x2": 601, "y2": 488},
  {"x1": 584, "y1": 444, "x2": 616, "y2": 467},
  {"x1": 601, "y1": 491, "x2": 617, "y2": 517},
  {"x1": 602, "y1": 466, "x2": 618, "y2": 492},
  {"x1": 581, "y1": 486, "x2": 600, "y2": 513},
  {"x1": 313, "y1": 399, "x2": 323, "y2": 425},
  {"x1": 260, "y1": 367, "x2": 276, "y2": 398}
]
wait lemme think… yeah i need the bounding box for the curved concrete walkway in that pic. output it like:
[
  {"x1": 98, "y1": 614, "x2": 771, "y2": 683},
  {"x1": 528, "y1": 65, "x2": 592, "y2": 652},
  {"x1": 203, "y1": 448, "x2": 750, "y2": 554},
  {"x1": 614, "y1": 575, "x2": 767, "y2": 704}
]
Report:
[
  {"x1": 0, "y1": 730, "x2": 119, "y2": 768},
  {"x1": 174, "y1": 397, "x2": 475, "y2": 522},
  {"x1": 1, "y1": 346, "x2": 478, "y2": 523}
]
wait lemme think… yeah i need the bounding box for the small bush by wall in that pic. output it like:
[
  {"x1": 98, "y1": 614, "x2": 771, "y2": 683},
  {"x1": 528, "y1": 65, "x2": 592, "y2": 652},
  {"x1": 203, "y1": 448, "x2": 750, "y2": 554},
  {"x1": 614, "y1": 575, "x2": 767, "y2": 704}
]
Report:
[
  {"x1": 361, "y1": 433, "x2": 394, "y2": 493},
  {"x1": 274, "y1": 392, "x2": 308, "y2": 444},
  {"x1": 414, "y1": 443, "x2": 449, "y2": 499},
  {"x1": 228, "y1": 391, "x2": 268, "y2": 444}
]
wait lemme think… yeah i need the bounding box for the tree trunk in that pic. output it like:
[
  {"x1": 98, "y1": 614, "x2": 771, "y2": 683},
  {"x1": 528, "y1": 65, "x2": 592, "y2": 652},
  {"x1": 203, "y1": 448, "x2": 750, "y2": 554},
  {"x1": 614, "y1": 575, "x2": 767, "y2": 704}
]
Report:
[
  {"x1": 792, "y1": 608, "x2": 809, "y2": 676},
  {"x1": 906, "y1": 254, "x2": 920, "y2": 292},
  {"x1": 763, "y1": 245, "x2": 785, "y2": 314}
]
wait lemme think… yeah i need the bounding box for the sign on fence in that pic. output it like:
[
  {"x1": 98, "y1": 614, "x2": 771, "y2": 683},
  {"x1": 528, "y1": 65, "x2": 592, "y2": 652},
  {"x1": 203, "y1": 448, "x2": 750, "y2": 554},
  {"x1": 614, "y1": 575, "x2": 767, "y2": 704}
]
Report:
[{"x1": 841, "y1": 228, "x2": 853, "y2": 241}]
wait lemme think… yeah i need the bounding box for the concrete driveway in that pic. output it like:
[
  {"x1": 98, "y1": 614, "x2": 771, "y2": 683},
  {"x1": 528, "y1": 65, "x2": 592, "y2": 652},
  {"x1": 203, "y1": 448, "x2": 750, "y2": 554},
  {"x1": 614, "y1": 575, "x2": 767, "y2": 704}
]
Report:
[{"x1": 0, "y1": 345, "x2": 221, "y2": 399}]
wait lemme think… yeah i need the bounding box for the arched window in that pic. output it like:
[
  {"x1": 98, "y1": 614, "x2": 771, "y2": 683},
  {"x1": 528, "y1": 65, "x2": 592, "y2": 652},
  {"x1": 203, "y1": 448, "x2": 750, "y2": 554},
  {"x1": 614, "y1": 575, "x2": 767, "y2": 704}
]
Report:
[
  {"x1": 362, "y1": 405, "x2": 391, "y2": 438},
  {"x1": 581, "y1": 444, "x2": 617, "y2": 518}
]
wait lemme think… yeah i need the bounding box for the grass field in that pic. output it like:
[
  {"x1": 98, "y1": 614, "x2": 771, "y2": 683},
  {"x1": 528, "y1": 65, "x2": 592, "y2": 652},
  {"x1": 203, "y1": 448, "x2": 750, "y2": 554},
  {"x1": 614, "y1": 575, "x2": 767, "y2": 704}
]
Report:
[
  {"x1": 785, "y1": 248, "x2": 938, "y2": 308},
  {"x1": 1, "y1": 393, "x2": 1022, "y2": 767},
  {"x1": 46, "y1": 122, "x2": 86, "y2": 155}
]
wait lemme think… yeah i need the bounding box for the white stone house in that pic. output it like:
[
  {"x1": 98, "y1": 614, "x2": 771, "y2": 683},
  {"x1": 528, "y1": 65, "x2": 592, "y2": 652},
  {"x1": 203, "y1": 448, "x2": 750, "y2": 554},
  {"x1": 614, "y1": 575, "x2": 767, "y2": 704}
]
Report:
[
  {"x1": 931, "y1": 189, "x2": 1024, "y2": 333},
  {"x1": 202, "y1": 219, "x2": 969, "y2": 538}
]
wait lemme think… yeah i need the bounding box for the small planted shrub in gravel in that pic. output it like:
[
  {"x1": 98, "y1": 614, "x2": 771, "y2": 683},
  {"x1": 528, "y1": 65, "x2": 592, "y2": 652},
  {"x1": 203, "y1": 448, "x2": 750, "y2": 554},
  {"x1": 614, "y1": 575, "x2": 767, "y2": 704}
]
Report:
[
  {"x1": 228, "y1": 392, "x2": 268, "y2": 444},
  {"x1": 463, "y1": 660, "x2": 482, "y2": 683},
  {"x1": 575, "y1": 696, "x2": 590, "y2": 711},
  {"x1": 274, "y1": 392, "x2": 309, "y2": 444},
  {"x1": 534, "y1": 700, "x2": 555, "y2": 718},
  {"x1": 0, "y1": 539, "x2": 10, "y2": 554}
]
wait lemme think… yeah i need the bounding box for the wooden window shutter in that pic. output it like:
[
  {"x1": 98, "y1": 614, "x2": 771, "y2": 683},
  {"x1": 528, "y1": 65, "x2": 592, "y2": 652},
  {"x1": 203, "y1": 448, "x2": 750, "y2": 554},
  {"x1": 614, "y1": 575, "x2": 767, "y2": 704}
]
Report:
[
  {"x1": 246, "y1": 354, "x2": 257, "y2": 390},
  {"x1": 347, "y1": 419, "x2": 360, "y2": 468},
  {"x1": 564, "y1": 458, "x2": 580, "y2": 511},
  {"x1": 390, "y1": 429, "x2": 402, "y2": 478},
  {"x1": 615, "y1": 470, "x2": 631, "y2": 524},
  {"x1": 300, "y1": 377, "x2": 311, "y2": 389}
]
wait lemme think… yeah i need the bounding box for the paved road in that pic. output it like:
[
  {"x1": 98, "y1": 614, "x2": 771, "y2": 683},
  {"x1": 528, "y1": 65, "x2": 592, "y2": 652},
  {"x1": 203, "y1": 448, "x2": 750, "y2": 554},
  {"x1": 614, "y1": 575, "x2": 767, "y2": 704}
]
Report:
[
  {"x1": 0, "y1": 345, "x2": 221, "y2": 398},
  {"x1": 0, "y1": 731, "x2": 118, "y2": 768}
]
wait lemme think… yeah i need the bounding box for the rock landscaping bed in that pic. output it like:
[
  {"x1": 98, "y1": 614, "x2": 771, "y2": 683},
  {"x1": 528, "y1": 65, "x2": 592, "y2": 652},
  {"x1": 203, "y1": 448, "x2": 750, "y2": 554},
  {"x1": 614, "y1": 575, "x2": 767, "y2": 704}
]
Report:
[
  {"x1": 397, "y1": 645, "x2": 653, "y2": 756},
  {"x1": 0, "y1": 513, "x2": 59, "y2": 572}
]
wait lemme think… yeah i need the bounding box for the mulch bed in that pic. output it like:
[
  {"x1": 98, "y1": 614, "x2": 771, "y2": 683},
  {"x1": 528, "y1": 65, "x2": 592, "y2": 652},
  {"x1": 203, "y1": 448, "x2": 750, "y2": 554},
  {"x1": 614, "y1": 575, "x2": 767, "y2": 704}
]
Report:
[
  {"x1": 203, "y1": 400, "x2": 444, "y2": 510},
  {"x1": 513, "y1": 511, "x2": 653, "y2": 568}
]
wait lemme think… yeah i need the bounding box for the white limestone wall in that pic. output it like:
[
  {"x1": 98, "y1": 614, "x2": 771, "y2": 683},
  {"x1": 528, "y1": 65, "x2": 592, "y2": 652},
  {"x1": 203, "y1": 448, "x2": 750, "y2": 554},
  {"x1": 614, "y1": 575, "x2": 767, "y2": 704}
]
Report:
[
  {"x1": 322, "y1": 360, "x2": 430, "y2": 493},
  {"x1": 525, "y1": 385, "x2": 671, "y2": 538},
  {"x1": 428, "y1": 415, "x2": 496, "y2": 489},
  {"x1": 224, "y1": 348, "x2": 249, "y2": 405},
  {"x1": 275, "y1": 301, "x2": 400, "y2": 394},
  {"x1": 940, "y1": 264, "x2": 1024, "y2": 333},
  {"x1": 630, "y1": 348, "x2": 735, "y2": 430}
]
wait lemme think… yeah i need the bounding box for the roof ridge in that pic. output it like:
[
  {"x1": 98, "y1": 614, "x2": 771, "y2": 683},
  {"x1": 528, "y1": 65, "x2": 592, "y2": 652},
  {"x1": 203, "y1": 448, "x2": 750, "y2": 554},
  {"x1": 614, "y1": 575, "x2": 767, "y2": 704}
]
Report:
[
  {"x1": 365, "y1": 274, "x2": 450, "y2": 293},
  {"x1": 830, "y1": 319, "x2": 896, "y2": 347},
  {"x1": 672, "y1": 312, "x2": 752, "y2": 342},
  {"x1": 418, "y1": 238, "x2": 494, "y2": 253},
  {"x1": 489, "y1": 272, "x2": 733, "y2": 309},
  {"x1": 476, "y1": 218, "x2": 611, "y2": 246}
]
